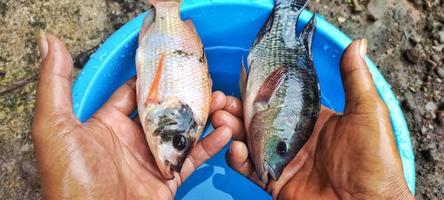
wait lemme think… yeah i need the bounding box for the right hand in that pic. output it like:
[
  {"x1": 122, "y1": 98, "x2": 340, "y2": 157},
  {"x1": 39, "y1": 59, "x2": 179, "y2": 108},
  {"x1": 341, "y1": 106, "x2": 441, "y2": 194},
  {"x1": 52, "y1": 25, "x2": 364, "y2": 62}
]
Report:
[{"x1": 212, "y1": 40, "x2": 415, "y2": 200}]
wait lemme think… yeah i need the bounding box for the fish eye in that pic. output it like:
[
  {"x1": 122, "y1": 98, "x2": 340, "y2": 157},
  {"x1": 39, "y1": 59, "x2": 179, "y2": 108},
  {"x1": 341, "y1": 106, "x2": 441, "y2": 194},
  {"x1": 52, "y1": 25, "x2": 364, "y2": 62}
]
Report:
[
  {"x1": 276, "y1": 140, "x2": 288, "y2": 155},
  {"x1": 172, "y1": 134, "x2": 187, "y2": 151}
]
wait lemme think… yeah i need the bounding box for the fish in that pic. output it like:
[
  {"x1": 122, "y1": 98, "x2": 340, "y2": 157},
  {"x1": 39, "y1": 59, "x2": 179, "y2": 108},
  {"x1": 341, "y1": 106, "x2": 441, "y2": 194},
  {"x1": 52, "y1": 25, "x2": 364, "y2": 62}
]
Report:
[
  {"x1": 136, "y1": 0, "x2": 212, "y2": 179},
  {"x1": 241, "y1": 0, "x2": 320, "y2": 183}
]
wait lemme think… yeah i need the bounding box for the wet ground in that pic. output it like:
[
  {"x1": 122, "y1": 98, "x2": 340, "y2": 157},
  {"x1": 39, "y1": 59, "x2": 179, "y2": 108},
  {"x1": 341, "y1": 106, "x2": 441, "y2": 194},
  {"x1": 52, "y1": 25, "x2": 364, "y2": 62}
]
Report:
[{"x1": 0, "y1": 0, "x2": 443, "y2": 199}]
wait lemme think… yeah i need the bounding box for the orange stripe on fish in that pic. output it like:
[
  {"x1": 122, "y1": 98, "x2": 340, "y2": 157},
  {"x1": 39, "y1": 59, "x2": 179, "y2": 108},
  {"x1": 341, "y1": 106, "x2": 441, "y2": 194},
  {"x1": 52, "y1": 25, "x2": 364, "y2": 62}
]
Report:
[{"x1": 145, "y1": 53, "x2": 165, "y2": 105}]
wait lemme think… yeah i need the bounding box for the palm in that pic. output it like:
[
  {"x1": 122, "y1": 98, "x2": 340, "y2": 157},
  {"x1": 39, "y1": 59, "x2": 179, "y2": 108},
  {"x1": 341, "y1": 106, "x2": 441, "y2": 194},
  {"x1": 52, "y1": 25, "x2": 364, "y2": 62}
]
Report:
[
  {"x1": 33, "y1": 90, "x2": 178, "y2": 199},
  {"x1": 279, "y1": 104, "x2": 406, "y2": 199}
]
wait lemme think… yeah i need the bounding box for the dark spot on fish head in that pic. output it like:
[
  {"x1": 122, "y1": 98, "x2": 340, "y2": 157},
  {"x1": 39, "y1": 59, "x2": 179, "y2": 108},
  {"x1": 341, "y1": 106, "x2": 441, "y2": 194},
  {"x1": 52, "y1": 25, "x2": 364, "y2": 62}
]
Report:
[{"x1": 152, "y1": 103, "x2": 198, "y2": 173}]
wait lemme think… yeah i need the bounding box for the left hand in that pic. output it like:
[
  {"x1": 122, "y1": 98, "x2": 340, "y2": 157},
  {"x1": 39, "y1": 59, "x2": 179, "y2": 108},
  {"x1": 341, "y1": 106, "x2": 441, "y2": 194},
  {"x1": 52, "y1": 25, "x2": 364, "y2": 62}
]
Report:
[{"x1": 32, "y1": 32, "x2": 232, "y2": 200}]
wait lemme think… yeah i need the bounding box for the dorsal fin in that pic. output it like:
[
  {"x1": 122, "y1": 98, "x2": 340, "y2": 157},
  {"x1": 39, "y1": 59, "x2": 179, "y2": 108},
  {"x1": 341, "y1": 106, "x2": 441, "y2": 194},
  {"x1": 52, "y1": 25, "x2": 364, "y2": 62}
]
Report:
[
  {"x1": 299, "y1": 15, "x2": 316, "y2": 57},
  {"x1": 184, "y1": 20, "x2": 204, "y2": 49},
  {"x1": 149, "y1": 0, "x2": 182, "y2": 6},
  {"x1": 276, "y1": 0, "x2": 310, "y2": 10}
]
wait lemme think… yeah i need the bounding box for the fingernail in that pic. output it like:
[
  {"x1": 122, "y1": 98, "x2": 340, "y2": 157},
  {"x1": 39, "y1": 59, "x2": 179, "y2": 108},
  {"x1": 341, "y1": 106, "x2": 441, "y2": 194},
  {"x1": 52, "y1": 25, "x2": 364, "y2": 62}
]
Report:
[
  {"x1": 35, "y1": 29, "x2": 48, "y2": 60},
  {"x1": 358, "y1": 39, "x2": 368, "y2": 59}
]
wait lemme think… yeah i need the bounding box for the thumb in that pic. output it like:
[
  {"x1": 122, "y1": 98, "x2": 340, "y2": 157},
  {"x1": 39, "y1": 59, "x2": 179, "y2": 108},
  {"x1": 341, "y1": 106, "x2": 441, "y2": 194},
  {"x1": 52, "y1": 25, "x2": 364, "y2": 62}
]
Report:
[
  {"x1": 33, "y1": 31, "x2": 76, "y2": 136},
  {"x1": 341, "y1": 39, "x2": 387, "y2": 115}
]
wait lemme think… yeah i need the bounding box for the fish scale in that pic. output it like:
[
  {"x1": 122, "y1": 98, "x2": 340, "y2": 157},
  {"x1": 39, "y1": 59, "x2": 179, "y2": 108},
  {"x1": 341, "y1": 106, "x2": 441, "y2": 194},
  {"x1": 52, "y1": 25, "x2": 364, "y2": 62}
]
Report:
[
  {"x1": 136, "y1": 0, "x2": 211, "y2": 179},
  {"x1": 242, "y1": 0, "x2": 320, "y2": 183}
]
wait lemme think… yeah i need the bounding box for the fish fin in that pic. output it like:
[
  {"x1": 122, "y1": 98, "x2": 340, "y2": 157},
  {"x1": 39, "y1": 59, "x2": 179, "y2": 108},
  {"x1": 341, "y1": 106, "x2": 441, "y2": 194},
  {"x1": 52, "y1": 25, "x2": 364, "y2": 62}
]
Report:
[
  {"x1": 149, "y1": 0, "x2": 182, "y2": 5},
  {"x1": 276, "y1": 0, "x2": 309, "y2": 9},
  {"x1": 299, "y1": 15, "x2": 316, "y2": 57},
  {"x1": 259, "y1": 169, "x2": 269, "y2": 184},
  {"x1": 239, "y1": 57, "x2": 248, "y2": 100},
  {"x1": 136, "y1": 77, "x2": 140, "y2": 99},
  {"x1": 185, "y1": 20, "x2": 204, "y2": 49},
  {"x1": 145, "y1": 53, "x2": 165, "y2": 105},
  {"x1": 139, "y1": 8, "x2": 156, "y2": 43},
  {"x1": 185, "y1": 20, "x2": 197, "y2": 33},
  {"x1": 254, "y1": 67, "x2": 288, "y2": 104},
  {"x1": 248, "y1": 113, "x2": 268, "y2": 184},
  {"x1": 252, "y1": 8, "x2": 275, "y2": 48},
  {"x1": 293, "y1": 0, "x2": 310, "y2": 10}
]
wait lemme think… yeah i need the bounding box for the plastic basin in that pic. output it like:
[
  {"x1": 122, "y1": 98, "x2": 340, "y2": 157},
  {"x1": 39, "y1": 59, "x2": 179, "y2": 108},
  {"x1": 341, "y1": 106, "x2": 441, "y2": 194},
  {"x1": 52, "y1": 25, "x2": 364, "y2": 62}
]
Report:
[{"x1": 72, "y1": 0, "x2": 415, "y2": 199}]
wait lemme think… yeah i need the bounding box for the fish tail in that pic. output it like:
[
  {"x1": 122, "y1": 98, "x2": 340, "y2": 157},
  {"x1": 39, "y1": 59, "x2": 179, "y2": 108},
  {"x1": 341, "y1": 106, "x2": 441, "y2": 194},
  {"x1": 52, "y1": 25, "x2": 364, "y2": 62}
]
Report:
[
  {"x1": 276, "y1": 0, "x2": 309, "y2": 10},
  {"x1": 148, "y1": 0, "x2": 182, "y2": 6}
]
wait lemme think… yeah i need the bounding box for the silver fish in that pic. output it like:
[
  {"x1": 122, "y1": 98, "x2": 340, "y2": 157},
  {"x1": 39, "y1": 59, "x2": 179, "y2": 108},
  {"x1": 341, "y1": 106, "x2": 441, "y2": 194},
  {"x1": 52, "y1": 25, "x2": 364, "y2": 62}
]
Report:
[{"x1": 241, "y1": 0, "x2": 320, "y2": 183}]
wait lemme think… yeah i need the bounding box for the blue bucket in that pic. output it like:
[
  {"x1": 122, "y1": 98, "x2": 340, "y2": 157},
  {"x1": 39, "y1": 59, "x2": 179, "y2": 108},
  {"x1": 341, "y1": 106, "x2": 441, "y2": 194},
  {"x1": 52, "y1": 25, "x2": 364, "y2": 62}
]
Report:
[{"x1": 72, "y1": 0, "x2": 415, "y2": 198}]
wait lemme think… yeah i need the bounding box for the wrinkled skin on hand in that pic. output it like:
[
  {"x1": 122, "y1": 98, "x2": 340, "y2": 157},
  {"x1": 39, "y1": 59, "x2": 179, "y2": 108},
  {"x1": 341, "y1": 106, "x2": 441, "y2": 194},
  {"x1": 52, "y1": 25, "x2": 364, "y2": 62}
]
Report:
[
  {"x1": 212, "y1": 40, "x2": 415, "y2": 200},
  {"x1": 32, "y1": 33, "x2": 232, "y2": 200}
]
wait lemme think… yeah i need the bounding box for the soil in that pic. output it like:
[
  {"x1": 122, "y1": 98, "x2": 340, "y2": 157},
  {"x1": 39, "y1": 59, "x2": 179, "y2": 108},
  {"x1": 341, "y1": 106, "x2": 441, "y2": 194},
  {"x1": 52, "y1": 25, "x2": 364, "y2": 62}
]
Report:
[{"x1": 0, "y1": 0, "x2": 443, "y2": 199}]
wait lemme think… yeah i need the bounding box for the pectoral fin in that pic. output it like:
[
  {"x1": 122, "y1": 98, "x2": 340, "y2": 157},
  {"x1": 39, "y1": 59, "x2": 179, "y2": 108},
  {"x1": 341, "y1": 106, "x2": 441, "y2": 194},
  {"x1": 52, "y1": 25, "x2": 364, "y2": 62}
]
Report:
[
  {"x1": 254, "y1": 67, "x2": 288, "y2": 104},
  {"x1": 146, "y1": 53, "x2": 165, "y2": 105}
]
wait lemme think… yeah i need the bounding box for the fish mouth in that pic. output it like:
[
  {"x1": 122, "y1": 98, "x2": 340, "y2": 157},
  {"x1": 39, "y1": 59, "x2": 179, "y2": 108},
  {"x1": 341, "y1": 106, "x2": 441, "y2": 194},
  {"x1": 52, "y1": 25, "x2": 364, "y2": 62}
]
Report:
[
  {"x1": 157, "y1": 159, "x2": 185, "y2": 180},
  {"x1": 266, "y1": 162, "x2": 279, "y2": 181},
  {"x1": 157, "y1": 160, "x2": 176, "y2": 180},
  {"x1": 260, "y1": 162, "x2": 283, "y2": 183}
]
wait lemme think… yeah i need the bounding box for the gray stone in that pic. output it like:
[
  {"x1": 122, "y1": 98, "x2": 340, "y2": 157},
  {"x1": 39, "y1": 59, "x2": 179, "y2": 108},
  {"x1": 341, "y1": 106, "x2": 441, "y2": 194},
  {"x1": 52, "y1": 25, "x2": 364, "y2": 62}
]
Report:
[
  {"x1": 426, "y1": 102, "x2": 438, "y2": 112},
  {"x1": 352, "y1": 0, "x2": 363, "y2": 12},
  {"x1": 439, "y1": 30, "x2": 444, "y2": 44},
  {"x1": 403, "y1": 48, "x2": 423, "y2": 64},
  {"x1": 436, "y1": 67, "x2": 444, "y2": 79},
  {"x1": 421, "y1": 149, "x2": 438, "y2": 162},
  {"x1": 367, "y1": 0, "x2": 386, "y2": 21},
  {"x1": 421, "y1": 126, "x2": 428, "y2": 134},
  {"x1": 438, "y1": 111, "x2": 444, "y2": 127},
  {"x1": 20, "y1": 160, "x2": 38, "y2": 180}
]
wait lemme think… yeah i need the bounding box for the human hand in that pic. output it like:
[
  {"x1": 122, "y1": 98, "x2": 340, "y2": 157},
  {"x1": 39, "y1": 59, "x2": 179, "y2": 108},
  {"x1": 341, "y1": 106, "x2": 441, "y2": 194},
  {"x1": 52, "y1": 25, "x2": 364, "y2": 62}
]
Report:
[
  {"x1": 32, "y1": 31, "x2": 232, "y2": 200},
  {"x1": 212, "y1": 40, "x2": 415, "y2": 200}
]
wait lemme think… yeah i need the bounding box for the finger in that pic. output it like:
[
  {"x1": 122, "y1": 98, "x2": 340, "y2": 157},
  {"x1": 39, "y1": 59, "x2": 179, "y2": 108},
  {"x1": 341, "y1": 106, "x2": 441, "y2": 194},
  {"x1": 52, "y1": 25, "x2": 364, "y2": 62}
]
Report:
[
  {"x1": 224, "y1": 96, "x2": 243, "y2": 118},
  {"x1": 99, "y1": 78, "x2": 137, "y2": 116},
  {"x1": 212, "y1": 110, "x2": 245, "y2": 140},
  {"x1": 341, "y1": 39, "x2": 386, "y2": 115},
  {"x1": 210, "y1": 91, "x2": 227, "y2": 115},
  {"x1": 35, "y1": 32, "x2": 74, "y2": 121},
  {"x1": 226, "y1": 141, "x2": 265, "y2": 188},
  {"x1": 179, "y1": 126, "x2": 232, "y2": 181},
  {"x1": 133, "y1": 115, "x2": 141, "y2": 126}
]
